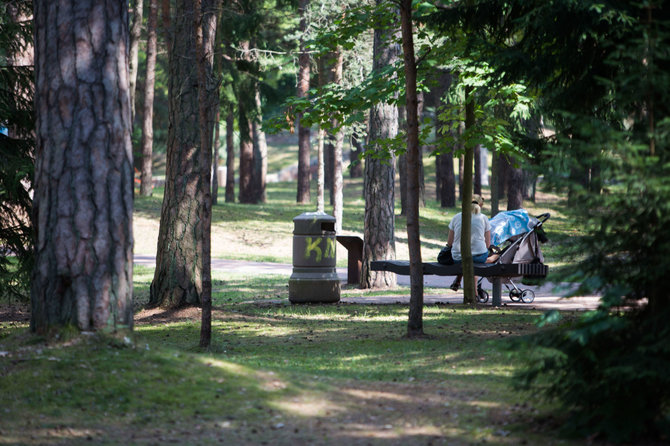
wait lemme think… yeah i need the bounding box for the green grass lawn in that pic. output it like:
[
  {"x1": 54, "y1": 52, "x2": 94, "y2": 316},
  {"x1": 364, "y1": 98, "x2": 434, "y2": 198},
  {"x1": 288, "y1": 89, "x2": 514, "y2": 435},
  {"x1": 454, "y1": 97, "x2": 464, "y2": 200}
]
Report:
[
  {"x1": 1, "y1": 265, "x2": 592, "y2": 445},
  {"x1": 0, "y1": 142, "x2": 591, "y2": 445},
  {"x1": 1, "y1": 282, "x2": 586, "y2": 445}
]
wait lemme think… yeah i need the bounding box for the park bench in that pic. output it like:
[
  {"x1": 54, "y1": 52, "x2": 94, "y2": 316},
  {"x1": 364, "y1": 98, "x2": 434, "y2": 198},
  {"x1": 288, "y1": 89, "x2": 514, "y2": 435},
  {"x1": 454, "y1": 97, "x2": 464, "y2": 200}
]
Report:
[{"x1": 370, "y1": 260, "x2": 548, "y2": 306}]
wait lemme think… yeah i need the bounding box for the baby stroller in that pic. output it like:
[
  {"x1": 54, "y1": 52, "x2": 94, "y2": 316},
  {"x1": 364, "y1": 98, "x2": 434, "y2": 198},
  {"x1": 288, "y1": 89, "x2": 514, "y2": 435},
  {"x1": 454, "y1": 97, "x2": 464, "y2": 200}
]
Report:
[{"x1": 477, "y1": 211, "x2": 550, "y2": 304}]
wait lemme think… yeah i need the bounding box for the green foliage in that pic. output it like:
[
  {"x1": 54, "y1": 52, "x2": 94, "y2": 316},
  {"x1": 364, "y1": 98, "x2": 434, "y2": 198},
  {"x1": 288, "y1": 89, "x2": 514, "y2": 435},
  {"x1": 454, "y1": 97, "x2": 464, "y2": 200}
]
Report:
[
  {"x1": 514, "y1": 306, "x2": 670, "y2": 442},
  {"x1": 0, "y1": 0, "x2": 34, "y2": 302},
  {"x1": 444, "y1": 0, "x2": 670, "y2": 441}
]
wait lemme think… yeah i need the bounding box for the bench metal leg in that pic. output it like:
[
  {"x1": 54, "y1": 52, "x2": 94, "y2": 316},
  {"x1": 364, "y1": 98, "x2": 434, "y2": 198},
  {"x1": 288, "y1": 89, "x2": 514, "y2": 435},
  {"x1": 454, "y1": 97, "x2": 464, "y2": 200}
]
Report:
[{"x1": 492, "y1": 278, "x2": 502, "y2": 307}]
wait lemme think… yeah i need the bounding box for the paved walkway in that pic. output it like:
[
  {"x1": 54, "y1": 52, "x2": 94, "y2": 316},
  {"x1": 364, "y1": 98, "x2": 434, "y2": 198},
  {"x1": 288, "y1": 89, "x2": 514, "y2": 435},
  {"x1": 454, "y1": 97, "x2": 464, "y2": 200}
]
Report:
[{"x1": 133, "y1": 255, "x2": 601, "y2": 311}]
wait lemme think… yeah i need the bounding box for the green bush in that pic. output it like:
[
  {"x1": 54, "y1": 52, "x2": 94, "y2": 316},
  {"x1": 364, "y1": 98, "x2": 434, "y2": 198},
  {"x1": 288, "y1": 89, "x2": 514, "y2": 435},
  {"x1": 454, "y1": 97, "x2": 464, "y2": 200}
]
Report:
[{"x1": 516, "y1": 307, "x2": 670, "y2": 442}]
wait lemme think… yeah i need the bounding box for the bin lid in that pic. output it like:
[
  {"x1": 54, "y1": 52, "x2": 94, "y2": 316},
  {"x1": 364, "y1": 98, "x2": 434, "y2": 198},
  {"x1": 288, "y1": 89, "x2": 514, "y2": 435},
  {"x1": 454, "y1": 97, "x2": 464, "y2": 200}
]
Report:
[{"x1": 293, "y1": 212, "x2": 336, "y2": 235}]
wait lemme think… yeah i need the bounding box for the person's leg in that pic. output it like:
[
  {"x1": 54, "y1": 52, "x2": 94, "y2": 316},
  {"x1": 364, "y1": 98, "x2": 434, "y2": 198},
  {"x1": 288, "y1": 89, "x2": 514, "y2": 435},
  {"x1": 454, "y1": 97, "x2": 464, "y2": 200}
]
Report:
[
  {"x1": 473, "y1": 252, "x2": 488, "y2": 296},
  {"x1": 450, "y1": 259, "x2": 462, "y2": 291}
]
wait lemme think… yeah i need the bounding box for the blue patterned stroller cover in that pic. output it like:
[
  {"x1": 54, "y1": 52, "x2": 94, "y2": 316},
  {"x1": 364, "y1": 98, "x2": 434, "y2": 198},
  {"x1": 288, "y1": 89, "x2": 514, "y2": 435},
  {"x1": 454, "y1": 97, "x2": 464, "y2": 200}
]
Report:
[{"x1": 489, "y1": 209, "x2": 539, "y2": 247}]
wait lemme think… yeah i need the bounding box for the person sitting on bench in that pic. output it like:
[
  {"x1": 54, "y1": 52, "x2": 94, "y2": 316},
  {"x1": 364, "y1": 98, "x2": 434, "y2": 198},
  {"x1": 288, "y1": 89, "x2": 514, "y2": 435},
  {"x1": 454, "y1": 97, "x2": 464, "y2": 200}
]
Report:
[{"x1": 447, "y1": 194, "x2": 491, "y2": 292}]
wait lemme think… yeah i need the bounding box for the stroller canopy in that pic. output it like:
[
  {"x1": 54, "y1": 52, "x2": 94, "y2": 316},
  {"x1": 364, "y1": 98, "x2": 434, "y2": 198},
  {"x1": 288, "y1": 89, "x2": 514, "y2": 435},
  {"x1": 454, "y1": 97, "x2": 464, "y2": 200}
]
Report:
[
  {"x1": 489, "y1": 209, "x2": 540, "y2": 246},
  {"x1": 489, "y1": 209, "x2": 546, "y2": 265}
]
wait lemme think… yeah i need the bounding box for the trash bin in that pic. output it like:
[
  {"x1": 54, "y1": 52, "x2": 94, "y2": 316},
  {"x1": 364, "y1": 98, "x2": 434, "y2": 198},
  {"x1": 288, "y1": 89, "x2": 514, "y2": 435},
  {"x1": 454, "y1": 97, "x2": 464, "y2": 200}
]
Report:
[{"x1": 289, "y1": 212, "x2": 341, "y2": 303}]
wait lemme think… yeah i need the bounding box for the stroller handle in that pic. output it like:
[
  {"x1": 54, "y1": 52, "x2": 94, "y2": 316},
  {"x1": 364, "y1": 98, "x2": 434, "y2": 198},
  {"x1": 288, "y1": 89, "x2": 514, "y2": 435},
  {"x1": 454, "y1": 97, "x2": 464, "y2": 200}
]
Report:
[{"x1": 535, "y1": 213, "x2": 550, "y2": 223}]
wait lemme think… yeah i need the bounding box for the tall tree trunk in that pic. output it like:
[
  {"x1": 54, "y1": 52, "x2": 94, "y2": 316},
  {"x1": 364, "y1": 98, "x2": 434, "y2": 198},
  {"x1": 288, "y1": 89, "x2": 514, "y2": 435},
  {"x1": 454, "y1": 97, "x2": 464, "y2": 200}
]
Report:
[
  {"x1": 129, "y1": 0, "x2": 144, "y2": 125},
  {"x1": 237, "y1": 41, "x2": 255, "y2": 204},
  {"x1": 458, "y1": 151, "x2": 464, "y2": 200},
  {"x1": 474, "y1": 143, "x2": 482, "y2": 195},
  {"x1": 150, "y1": 0, "x2": 215, "y2": 309},
  {"x1": 417, "y1": 91, "x2": 426, "y2": 208},
  {"x1": 497, "y1": 154, "x2": 510, "y2": 202},
  {"x1": 316, "y1": 128, "x2": 326, "y2": 213},
  {"x1": 350, "y1": 130, "x2": 364, "y2": 178},
  {"x1": 252, "y1": 87, "x2": 267, "y2": 203},
  {"x1": 195, "y1": 0, "x2": 219, "y2": 348},
  {"x1": 225, "y1": 109, "x2": 235, "y2": 202},
  {"x1": 332, "y1": 48, "x2": 344, "y2": 233},
  {"x1": 435, "y1": 70, "x2": 455, "y2": 208},
  {"x1": 238, "y1": 105, "x2": 254, "y2": 203},
  {"x1": 438, "y1": 152, "x2": 456, "y2": 208},
  {"x1": 31, "y1": 0, "x2": 134, "y2": 333},
  {"x1": 361, "y1": 0, "x2": 398, "y2": 290},
  {"x1": 400, "y1": 0, "x2": 424, "y2": 337},
  {"x1": 212, "y1": 113, "x2": 220, "y2": 205},
  {"x1": 325, "y1": 136, "x2": 334, "y2": 204},
  {"x1": 316, "y1": 54, "x2": 328, "y2": 213},
  {"x1": 296, "y1": 0, "x2": 312, "y2": 204},
  {"x1": 507, "y1": 159, "x2": 524, "y2": 210},
  {"x1": 461, "y1": 86, "x2": 475, "y2": 304},
  {"x1": 140, "y1": 0, "x2": 159, "y2": 197},
  {"x1": 398, "y1": 105, "x2": 407, "y2": 216},
  {"x1": 490, "y1": 149, "x2": 500, "y2": 217}
]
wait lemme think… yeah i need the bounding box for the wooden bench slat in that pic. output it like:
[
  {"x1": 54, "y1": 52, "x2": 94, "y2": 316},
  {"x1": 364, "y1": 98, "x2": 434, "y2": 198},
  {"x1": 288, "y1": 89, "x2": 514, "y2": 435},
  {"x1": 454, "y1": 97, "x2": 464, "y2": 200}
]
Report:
[{"x1": 370, "y1": 260, "x2": 548, "y2": 278}]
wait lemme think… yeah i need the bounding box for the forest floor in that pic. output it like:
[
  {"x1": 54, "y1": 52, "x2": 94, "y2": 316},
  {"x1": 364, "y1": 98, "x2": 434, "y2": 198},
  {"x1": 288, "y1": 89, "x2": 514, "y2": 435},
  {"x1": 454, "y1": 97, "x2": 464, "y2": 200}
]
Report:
[
  {"x1": 2, "y1": 297, "x2": 599, "y2": 446},
  {"x1": 0, "y1": 147, "x2": 610, "y2": 445}
]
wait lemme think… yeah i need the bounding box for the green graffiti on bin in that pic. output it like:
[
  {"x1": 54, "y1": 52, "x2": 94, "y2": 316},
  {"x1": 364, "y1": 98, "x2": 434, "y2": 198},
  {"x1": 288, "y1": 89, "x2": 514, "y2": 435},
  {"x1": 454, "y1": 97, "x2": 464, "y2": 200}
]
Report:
[{"x1": 304, "y1": 237, "x2": 335, "y2": 262}]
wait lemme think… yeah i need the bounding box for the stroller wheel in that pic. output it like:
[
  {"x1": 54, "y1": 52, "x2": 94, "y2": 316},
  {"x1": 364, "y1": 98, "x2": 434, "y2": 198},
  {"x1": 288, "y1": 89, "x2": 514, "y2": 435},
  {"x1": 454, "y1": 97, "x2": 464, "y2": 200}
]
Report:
[
  {"x1": 477, "y1": 287, "x2": 489, "y2": 303},
  {"x1": 509, "y1": 289, "x2": 522, "y2": 302},
  {"x1": 521, "y1": 289, "x2": 535, "y2": 303}
]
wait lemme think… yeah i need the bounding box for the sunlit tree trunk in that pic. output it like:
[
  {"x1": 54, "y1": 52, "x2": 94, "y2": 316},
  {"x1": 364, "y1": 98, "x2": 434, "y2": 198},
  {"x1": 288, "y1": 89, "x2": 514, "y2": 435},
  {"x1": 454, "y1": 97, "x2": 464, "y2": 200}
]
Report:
[
  {"x1": 225, "y1": 109, "x2": 235, "y2": 203},
  {"x1": 361, "y1": 0, "x2": 398, "y2": 289},
  {"x1": 195, "y1": 0, "x2": 220, "y2": 348},
  {"x1": 212, "y1": 113, "x2": 220, "y2": 205},
  {"x1": 490, "y1": 149, "x2": 499, "y2": 217},
  {"x1": 316, "y1": 128, "x2": 325, "y2": 213},
  {"x1": 296, "y1": 0, "x2": 312, "y2": 204},
  {"x1": 140, "y1": 0, "x2": 159, "y2": 197},
  {"x1": 400, "y1": 0, "x2": 424, "y2": 336},
  {"x1": 238, "y1": 41, "x2": 256, "y2": 204},
  {"x1": 332, "y1": 47, "x2": 344, "y2": 233},
  {"x1": 252, "y1": 87, "x2": 267, "y2": 203},
  {"x1": 350, "y1": 130, "x2": 364, "y2": 178},
  {"x1": 507, "y1": 160, "x2": 524, "y2": 210},
  {"x1": 474, "y1": 144, "x2": 482, "y2": 195},
  {"x1": 31, "y1": 0, "x2": 134, "y2": 333},
  {"x1": 461, "y1": 86, "x2": 475, "y2": 304},
  {"x1": 150, "y1": 0, "x2": 216, "y2": 309},
  {"x1": 129, "y1": 0, "x2": 144, "y2": 125}
]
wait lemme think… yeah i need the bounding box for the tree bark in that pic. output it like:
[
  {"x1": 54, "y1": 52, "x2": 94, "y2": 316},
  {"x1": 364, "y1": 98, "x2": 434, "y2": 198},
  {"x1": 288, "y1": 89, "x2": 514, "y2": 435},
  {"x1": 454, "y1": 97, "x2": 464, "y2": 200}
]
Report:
[
  {"x1": 398, "y1": 105, "x2": 408, "y2": 216},
  {"x1": 507, "y1": 160, "x2": 524, "y2": 210},
  {"x1": 435, "y1": 70, "x2": 455, "y2": 208},
  {"x1": 361, "y1": 0, "x2": 398, "y2": 290},
  {"x1": 417, "y1": 91, "x2": 426, "y2": 208},
  {"x1": 212, "y1": 113, "x2": 220, "y2": 205},
  {"x1": 195, "y1": 0, "x2": 219, "y2": 348},
  {"x1": 296, "y1": 0, "x2": 312, "y2": 204},
  {"x1": 316, "y1": 128, "x2": 326, "y2": 213},
  {"x1": 238, "y1": 41, "x2": 256, "y2": 204},
  {"x1": 400, "y1": 0, "x2": 424, "y2": 336},
  {"x1": 490, "y1": 149, "x2": 500, "y2": 217},
  {"x1": 332, "y1": 48, "x2": 344, "y2": 233},
  {"x1": 252, "y1": 86, "x2": 267, "y2": 203},
  {"x1": 461, "y1": 86, "x2": 475, "y2": 304},
  {"x1": 438, "y1": 153, "x2": 456, "y2": 208},
  {"x1": 474, "y1": 143, "x2": 482, "y2": 195},
  {"x1": 225, "y1": 109, "x2": 235, "y2": 202},
  {"x1": 31, "y1": 0, "x2": 134, "y2": 333},
  {"x1": 350, "y1": 130, "x2": 364, "y2": 178},
  {"x1": 150, "y1": 0, "x2": 216, "y2": 309},
  {"x1": 140, "y1": 0, "x2": 159, "y2": 197},
  {"x1": 129, "y1": 0, "x2": 144, "y2": 125}
]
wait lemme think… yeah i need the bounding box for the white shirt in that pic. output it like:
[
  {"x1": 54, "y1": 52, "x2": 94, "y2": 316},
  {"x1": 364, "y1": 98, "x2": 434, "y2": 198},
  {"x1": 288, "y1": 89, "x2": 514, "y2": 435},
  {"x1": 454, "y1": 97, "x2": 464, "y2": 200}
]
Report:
[{"x1": 449, "y1": 212, "x2": 491, "y2": 261}]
